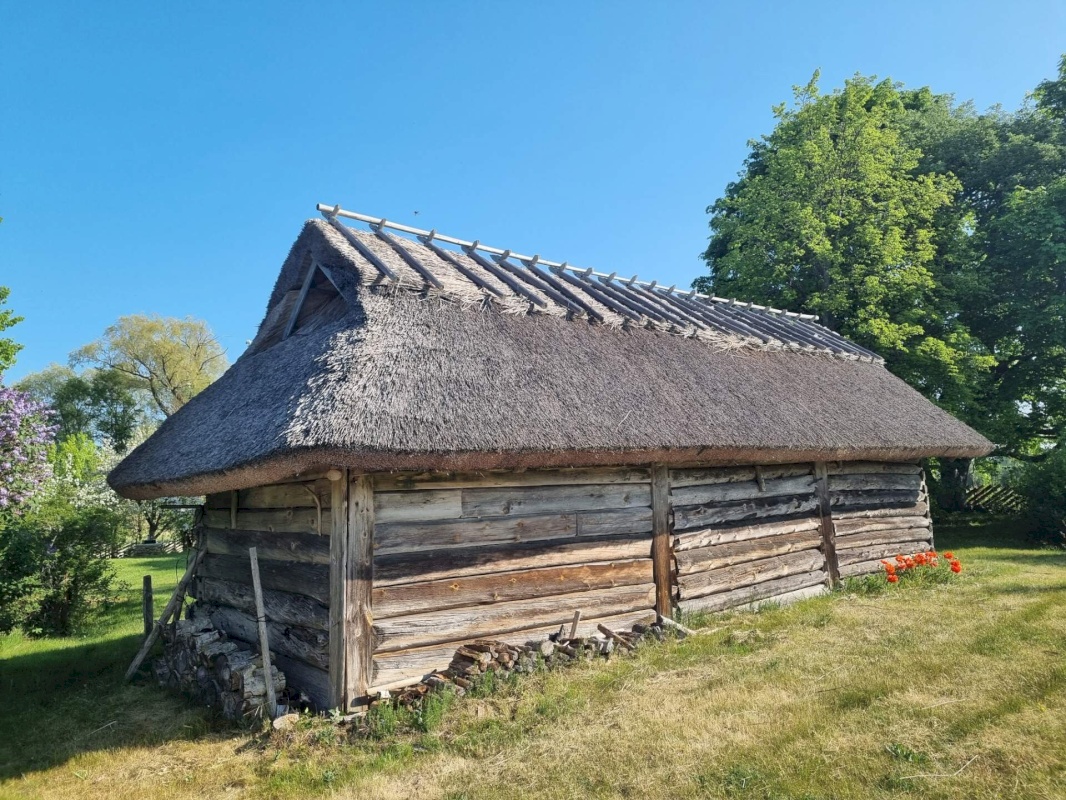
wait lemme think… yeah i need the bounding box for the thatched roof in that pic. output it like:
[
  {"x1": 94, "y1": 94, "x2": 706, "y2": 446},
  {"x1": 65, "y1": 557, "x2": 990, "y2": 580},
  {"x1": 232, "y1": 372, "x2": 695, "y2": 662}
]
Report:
[{"x1": 109, "y1": 212, "x2": 993, "y2": 499}]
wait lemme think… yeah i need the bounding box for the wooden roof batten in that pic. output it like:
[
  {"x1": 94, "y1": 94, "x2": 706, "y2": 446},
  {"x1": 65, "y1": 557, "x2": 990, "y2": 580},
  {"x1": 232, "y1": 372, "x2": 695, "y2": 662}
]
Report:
[{"x1": 317, "y1": 203, "x2": 882, "y2": 362}]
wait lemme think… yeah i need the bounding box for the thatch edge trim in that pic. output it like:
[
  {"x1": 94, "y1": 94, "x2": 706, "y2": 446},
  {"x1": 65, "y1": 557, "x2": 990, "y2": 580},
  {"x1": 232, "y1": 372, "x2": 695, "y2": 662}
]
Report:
[{"x1": 109, "y1": 442, "x2": 994, "y2": 500}]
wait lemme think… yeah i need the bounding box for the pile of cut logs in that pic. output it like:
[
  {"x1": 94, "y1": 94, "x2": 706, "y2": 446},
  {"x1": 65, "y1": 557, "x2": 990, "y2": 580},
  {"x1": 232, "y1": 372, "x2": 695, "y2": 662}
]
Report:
[
  {"x1": 390, "y1": 621, "x2": 670, "y2": 706},
  {"x1": 153, "y1": 615, "x2": 287, "y2": 720}
]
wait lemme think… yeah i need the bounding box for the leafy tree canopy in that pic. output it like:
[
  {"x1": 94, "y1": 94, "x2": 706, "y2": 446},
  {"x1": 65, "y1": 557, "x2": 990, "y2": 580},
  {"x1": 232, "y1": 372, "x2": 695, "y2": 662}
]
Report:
[
  {"x1": 71, "y1": 314, "x2": 227, "y2": 418},
  {"x1": 0, "y1": 287, "x2": 23, "y2": 374}
]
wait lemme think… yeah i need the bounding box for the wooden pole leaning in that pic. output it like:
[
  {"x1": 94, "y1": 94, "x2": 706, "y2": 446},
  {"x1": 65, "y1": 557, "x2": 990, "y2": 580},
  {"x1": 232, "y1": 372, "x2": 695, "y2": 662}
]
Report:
[
  {"x1": 124, "y1": 544, "x2": 206, "y2": 682},
  {"x1": 813, "y1": 462, "x2": 841, "y2": 587},
  {"x1": 248, "y1": 547, "x2": 278, "y2": 719},
  {"x1": 142, "y1": 575, "x2": 153, "y2": 640}
]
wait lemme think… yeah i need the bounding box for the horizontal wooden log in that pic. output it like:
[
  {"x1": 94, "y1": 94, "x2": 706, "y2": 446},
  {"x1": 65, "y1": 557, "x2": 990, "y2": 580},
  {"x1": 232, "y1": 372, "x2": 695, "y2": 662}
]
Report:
[
  {"x1": 199, "y1": 603, "x2": 329, "y2": 671},
  {"x1": 828, "y1": 461, "x2": 921, "y2": 476},
  {"x1": 373, "y1": 559, "x2": 653, "y2": 619},
  {"x1": 374, "y1": 467, "x2": 651, "y2": 492},
  {"x1": 674, "y1": 531, "x2": 824, "y2": 575},
  {"x1": 836, "y1": 540, "x2": 935, "y2": 567},
  {"x1": 373, "y1": 583, "x2": 656, "y2": 653},
  {"x1": 839, "y1": 558, "x2": 899, "y2": 579},
  {"x1": 678, "y1": 550, "x2": 826, "y2": 600},
  {"x1": 272, "y1": 653, "x2": 331, "y2": 710},
  {"x1": 835, "y1": 529, "x2": 936, "y2": 551},
  {"x1": 673, "y1": 517, "x2": 820, "y2": 552},
  {"x1": 674, "y1": 495, "x2": 819, "y2": 531},
  {"x1": 828, "y1": 473, "x2": 923, "y2": 492},
  {"x1": 204, "y1": 528, "x2": 330, "y2": 564},
  {"x1": 669, "y1": 464, "x2": 811, "y2": 488},
  {"x1": 828, "y1": 489, "x2": 921, "y2": 510},
  {"x1": 204, "y1": 507, "x2": 322, "y2": 534},
  {"x1": 374, "y1": 490, "x2": 463, "y2": 524},
  {"x1": 832, "y1": 515, "x2": 931, "y2": 536},
  {"x1": 206, "y1": 480, "x2": 332, "y2": 510},
  {"x1": 577, "y1": 508, "x2": 653, "y2": 537},
  {"x1": 461, "y1": 484, "x2": 651, "y2": 518},
  {"x1": 199, "y1": 554, "x2": 329, "y2": 605},
  {"x1": 370, "y1": 609, "x2": 656, "y2": 687},
  {"x1": 831, "y1": 501, "x2": 929, "y2": 520},
  {"x1": 194, "y1": 577, "x2": 329, "y2": 630},
  {"x1": 671, "y1": 475, "x2": 816, "y2": 507},
  {"x1": 679, "y1": 570, "x2": 827, "y2": 613},
  {"x1": 374, "y1": 534, "x2": 652, "y2": 587}
]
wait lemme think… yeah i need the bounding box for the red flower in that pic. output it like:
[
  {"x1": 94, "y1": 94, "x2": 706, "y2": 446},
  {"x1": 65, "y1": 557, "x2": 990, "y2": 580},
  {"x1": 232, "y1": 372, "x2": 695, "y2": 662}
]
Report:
[
  {"x1": 944, "y1": 551, "x2": 954, "y2": 559},
  {"x1": 887, "y1": 574, "x2": 900, "y2": 583},
  {"x1": 884, "y1": 564, "x2": 896, "y2": 574},
  {"x1": 895, "y1": 555, "x2": 906, "y2": 563},
  {"x1": 950, "y1": 561, "x2": 962, "y2": 574}
]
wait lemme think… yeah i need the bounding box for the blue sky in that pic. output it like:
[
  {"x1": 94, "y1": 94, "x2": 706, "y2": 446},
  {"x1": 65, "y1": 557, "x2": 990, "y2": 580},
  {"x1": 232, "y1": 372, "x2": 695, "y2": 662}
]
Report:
[{"x1": 2, "y1": 1, "x2": 1063, "y2": 381}]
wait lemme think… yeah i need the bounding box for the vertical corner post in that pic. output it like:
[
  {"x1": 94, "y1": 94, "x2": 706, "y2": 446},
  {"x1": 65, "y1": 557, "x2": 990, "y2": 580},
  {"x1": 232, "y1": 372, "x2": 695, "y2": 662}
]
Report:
[
  {"x1": 814, "y1": 462, "x2": 840, "y2": 587},
  {"x1": 328, "y1": 468, "x2": 349, "y2": 710},
  {"x1": 142, "y1": 575, "x2": 153, "y2": 640},
  {"x1": 346, "y1": 474, "x2": 375, "y2": 706},
  {"x1": 650, "y1": 463, "x2": 675, "y2": 620}
]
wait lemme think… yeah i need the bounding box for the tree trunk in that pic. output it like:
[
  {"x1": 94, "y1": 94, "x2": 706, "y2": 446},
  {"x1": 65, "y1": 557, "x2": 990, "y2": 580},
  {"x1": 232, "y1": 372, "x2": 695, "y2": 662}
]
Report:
[{"x1": 934, "y1": 458, "x2": 971, "y2": 512}]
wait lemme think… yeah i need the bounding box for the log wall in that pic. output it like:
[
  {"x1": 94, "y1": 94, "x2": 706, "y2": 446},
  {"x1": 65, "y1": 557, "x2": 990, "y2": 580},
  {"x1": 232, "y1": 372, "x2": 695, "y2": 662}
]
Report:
[
  {"x1": 368, "y1": 468, "x2": 658, "y2": 689},
  {"x1": 195, "y1": 477, "x2": 332, "y2": 708}
]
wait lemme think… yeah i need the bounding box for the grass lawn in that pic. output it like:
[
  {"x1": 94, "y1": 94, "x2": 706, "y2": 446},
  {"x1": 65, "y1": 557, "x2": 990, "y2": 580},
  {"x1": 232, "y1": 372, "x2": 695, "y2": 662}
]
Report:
[{"x1": 2, "y1": 521, "x2": 1066, "y2": 799}]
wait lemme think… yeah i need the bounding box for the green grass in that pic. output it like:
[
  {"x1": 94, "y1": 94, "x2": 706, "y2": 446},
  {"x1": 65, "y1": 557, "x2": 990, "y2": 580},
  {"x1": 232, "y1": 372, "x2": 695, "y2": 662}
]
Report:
[{"x1": 3, "y1": 521, "x2": 1066, "y2": 799}]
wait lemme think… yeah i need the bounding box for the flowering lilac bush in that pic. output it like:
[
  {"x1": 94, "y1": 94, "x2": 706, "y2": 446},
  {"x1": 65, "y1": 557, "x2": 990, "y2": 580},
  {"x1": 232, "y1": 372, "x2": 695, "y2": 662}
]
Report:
[{"x1": 0, "y1": 378, "x2": 56, "y2": 513}]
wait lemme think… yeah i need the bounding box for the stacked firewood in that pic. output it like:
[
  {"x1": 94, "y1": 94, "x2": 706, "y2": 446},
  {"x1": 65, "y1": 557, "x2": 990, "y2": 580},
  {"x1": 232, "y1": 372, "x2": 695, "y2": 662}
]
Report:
[
  {"x1": 391, "y1": 621, "x2": 670, "y2": 706},
  {"x1": 153, "y1": 616, "x2": 286, "y2": 719}
]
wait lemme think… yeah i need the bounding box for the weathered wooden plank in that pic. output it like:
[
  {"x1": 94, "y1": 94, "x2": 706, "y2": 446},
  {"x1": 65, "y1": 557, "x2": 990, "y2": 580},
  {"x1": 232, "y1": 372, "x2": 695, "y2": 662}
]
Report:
[
  {"x1": 828, "y1": 489, "x2": 922, "y2": 510},
  {"x1": 674, "y1": 531, "x2": 823, "y2": 575},
  {"x1": 200, "y1": 603, "x2": 330, "y2": 670},
  {"x1": 369, "y1": 609, "x2": 657, "y2": 688},
  {"x1": 373, "y1": 559, "x2": 653, "y2": 619},
  {"x1": 374, "y1": 490, "x2": 463, "y2": 524},
  {"x1": 670, "y1": 474, "x2": 816, "y2": 507},
  {"x1": 669, "y1": 464, "x2": 811, "y2": 488},
  {"x1": 577, "y1": 507, "x2": 654, "y2": 537},
  {"x1": 328, "y1": 470, "x2": 348, "y2": 712},
  {"x1": 836, "y1": 540, "x2": 934, "y2": 567},
  {"x1": 828, "y1": 473, "x2": 924, "y2": 492},
  {"x1": 199, "y1": 553, "x2": 329, "y2": 605},
  {"x1": 373, "y1": 467, "x2": 651, "y2": 492},
  {"x1": 678, "y1": 550, "x2": 825, "y2": 600},
  {"x1": 832, "y1": 515, "x2": 931, "y2": 536},
  {"x1": 373, "y1": 583, "x2": 656, "y2": 653},
  {"x1": 835, "y1": 528, "x2": 936, "y2": 551},
  {"x1": 460, "y1": 484, "x2": 651, "y2": 518},
  {"x1": 204, "y1": 528, "x2": 330, "y2": 564},
  {"x1": 673, "y1": 495, "x2": 819, "y2": 531},
  {"x1": 680, "y1": 570, "x2": 827, "y2": 613},
  {"x1": 650, "y1": 464, "x2": 673, "y2": 619},
  {"x1": 194, "y1": 577, "x2": 329, "y2": 630},
  {"x1": 673, "y1": 517, "x2": 821, "y2": 552},
  {"x1": 831, "y1": 501, "x2": 929, "y2": 520},
  {"x1": 345, "y1": 474, "x2": 375, "y2": 705},
  {"x1": 204, "y1": 507, "x2": 321, "y2": 534},
  {"x1": 374, "y1": 534, "x2": 652, "y2": 587},
  {"x1": 828, "y1": 461, "x2": 922, "y2": 476},
  {"x1": 206, "y1": 481, "x2": 332, "y2": 510},
  {"x1": 273, "y1": 653, "x2": 331, "y2": 710},
  {"x1": 375, "y1": 513, "x2": 576, "y2": 555},
  {"x1": 840, "y1": 558, "x2": 901, "y2": 578}
]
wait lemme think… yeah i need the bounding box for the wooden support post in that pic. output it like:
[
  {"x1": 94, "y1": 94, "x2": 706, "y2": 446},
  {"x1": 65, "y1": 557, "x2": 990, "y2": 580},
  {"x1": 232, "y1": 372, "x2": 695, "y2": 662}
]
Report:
[
  {"x1": 814, "y1": 462, "x2": 840, "y2": 587},
  {"x1": 569, "y1": 610, "x2": 582, "y2": 640},
  {"x1": 248, "y1": 547, "x2": 278, "y2": 720},
  {"x1": 142, "y1": 575, "x2": 153, "y2": 640},
  {"x1": 346, "y1": 474, "x2": 375, "y2": 707},
  {"x1": 650, "y1": 463, "x2": 674, "y2": 620},
  {"x1": 230, "y1": 490, "x2": 238, "y2": 529},
  {"x1": 328, "y1": 468, "x2": 349, "y2": 710},
  {"x1": 124, "y1": 546, "x2": 205, "y2": 681}
]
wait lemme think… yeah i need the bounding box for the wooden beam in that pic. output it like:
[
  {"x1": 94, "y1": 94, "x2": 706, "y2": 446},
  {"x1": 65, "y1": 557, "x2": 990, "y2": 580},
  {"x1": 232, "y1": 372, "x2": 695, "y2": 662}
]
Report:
[
  {"x1": 346, "y1": 474, "x2": 375, "y2": 706},
  {"x1": 650, "y1": 464, "x2": 674, "y2": 620},
  {"x1": 248, "y1": 547, "x2": 278, "y2": 720},
  {"x1": 282, "y1": 261, "x2": 319, "y2": 340},
  {"x1": 328, "y1": 469, "x2": 348, "y2": 709},
  {"x1": 814, "y1": 462, "x2": 840, "y2": 587}
]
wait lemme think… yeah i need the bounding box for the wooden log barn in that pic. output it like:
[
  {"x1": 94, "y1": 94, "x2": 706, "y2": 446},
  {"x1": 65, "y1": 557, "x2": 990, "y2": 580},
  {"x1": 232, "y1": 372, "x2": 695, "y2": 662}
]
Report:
[{"x1": 109, "y1": 204, "x2": 994, "y2": 712}]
